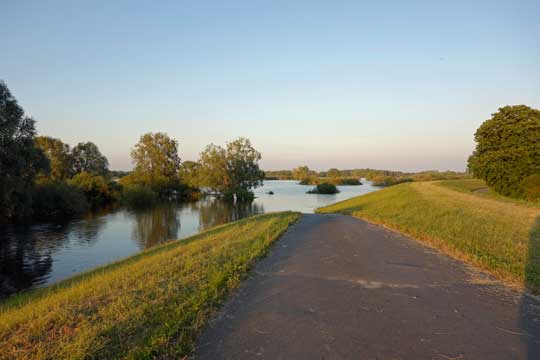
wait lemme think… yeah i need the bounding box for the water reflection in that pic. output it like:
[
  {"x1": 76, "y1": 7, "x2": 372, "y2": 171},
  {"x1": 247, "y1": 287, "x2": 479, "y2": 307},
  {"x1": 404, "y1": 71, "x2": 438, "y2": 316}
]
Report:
[
  {"x1": 0, "y1": 225, "x2": 63, "y2": 297},
  {"x1": 197, "y1": 197, "x2": 264, "y2": 231},
  {"x1": 130, "y1": 204, "x2": 180, "y2": 249}
]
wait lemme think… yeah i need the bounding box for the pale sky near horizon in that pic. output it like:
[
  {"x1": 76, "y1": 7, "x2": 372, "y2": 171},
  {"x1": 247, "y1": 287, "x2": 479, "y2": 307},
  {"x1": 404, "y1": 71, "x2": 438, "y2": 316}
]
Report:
[{"x1": 2, "y1": 0, "x2": 539, "y2": 172}]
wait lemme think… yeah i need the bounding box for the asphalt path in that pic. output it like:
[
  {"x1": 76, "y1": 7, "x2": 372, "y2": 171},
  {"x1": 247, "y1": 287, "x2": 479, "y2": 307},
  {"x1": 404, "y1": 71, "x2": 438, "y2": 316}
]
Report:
[{"x1": 195, "y1": 214, "x2": 540, "y2": 359}]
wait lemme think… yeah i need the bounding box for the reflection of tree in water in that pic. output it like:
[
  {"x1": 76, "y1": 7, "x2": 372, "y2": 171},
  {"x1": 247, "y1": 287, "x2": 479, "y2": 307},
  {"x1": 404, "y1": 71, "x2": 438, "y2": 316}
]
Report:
[
  {"x1": 70, "y1": 206, "x2": 111, "y2": 246},
  {"x1": 0, "y1": 224, "x2": 68, "y2": 298},
  {"x1": 131, "y1": 204, "x2": 180, "y2": 250},
  {"x1": 197, "y1": 197, "x2": 265, "y2": 231}
]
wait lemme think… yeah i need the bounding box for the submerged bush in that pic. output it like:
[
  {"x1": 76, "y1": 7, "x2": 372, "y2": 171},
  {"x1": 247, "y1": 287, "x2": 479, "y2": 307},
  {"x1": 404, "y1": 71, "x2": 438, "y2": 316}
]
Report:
[
  {"x1": 521, "y1": 175, "x2": 540, "y2": 201},
  {"x1": 32, "y1": 181, "x2": 89, "y2": 221},
  {"x1": 307, "y1": 183, "x2": 340, "y2": 194},
  {"x1": 122, "y1": 185, "x2": 157, "y2": 208}
]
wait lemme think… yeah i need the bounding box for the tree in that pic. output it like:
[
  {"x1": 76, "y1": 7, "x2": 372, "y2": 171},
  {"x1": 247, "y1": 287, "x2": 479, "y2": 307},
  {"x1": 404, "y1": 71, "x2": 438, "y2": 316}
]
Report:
[
  {"x1": 198, "y1": 143, "x2": 228, "y2": 193},
  {"x1": 225, "y1": 137, "x2": 264, "y2": 199},
  {"x1": 292, "y1": 165, "x2": 311, "y2": 180},
  {"x1": 72, "y1": 142, "x2": 109, "y2": 175},
  {"x1": 468, "y1": 105, "x2": 540, "y2": 197},
  {"x1": 198, "y1": 137, "x2": 264, "y2": 199},
  {"x1": 178, "y1": 160, "x2": 201, "y2": 188},
  {"x1": 68, "y1": 171, "x2": 112, "y2": 206},
  {"x1": 0, "y1": 80, "x2": 49, "y2": 221},
  {"x1": 130, "y1": 132, "x2": 181, "y2": 193},
  {"x1": 35, "y1": 136, "x2": 73, "y2": 180},
  {"x1": 327, "y1": 168, "x2": 341, "y2": 178}
]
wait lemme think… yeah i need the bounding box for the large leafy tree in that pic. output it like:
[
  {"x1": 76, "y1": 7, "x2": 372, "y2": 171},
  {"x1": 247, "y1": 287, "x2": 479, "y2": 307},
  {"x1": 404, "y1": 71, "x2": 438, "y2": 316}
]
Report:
[
  {"x1": 198, "y1": 143, "x2": 229, "y2": 193},
  {"x1": 130, "y1": 132, "x2": 181, "y2": 192},
  {"x1": 198, "y1": 137, "x2": 264, "y2": 199},
  {"x1": 178, "y1": 160, "x2": 201, "y2": 188},
  {"x1": 225, "y1": 137, "x2": 264, "y2": 198},
  {"x1": 72, "y1": 142, "x2": 109, "y2": 175},
  {"x1": 35, "y1": 136, "x2": 73, "y2": 180},
  {"x1": 0, "y1": 81, "x2": 49, "y2": 221},
  {"x1": 468, "y1": 105, "x2": 540, "y2": 197}
]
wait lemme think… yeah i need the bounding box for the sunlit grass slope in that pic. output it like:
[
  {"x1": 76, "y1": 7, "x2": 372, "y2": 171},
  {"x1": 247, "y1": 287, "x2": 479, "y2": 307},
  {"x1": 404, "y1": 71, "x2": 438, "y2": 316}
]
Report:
[
  {"x1": 318, "y1": 180, "x2": 540, "y2": 292},
  {"x1": 0, "y1": 212, "x2": 300, "y2": 360}
]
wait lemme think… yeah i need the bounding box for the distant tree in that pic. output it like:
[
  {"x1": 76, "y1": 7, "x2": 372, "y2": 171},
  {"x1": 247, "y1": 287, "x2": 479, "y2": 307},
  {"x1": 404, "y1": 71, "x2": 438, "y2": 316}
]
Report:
[
  {"x1": 292, "y1": 165, "x2": 311, "y2": 180},
  {"x1": 130, "y1": 132, "x2": 181, "y2": 193},
  {"x1": 225, "y1": 137, "x2": 264, "y2": 199},
  {"x1": 178, "y1": 160, "x2": 201, "y2": 188},
  {"x1": 0, "y1": 81, "x2": 49, "y2": 221},
  {"x1": 72, "y1": 142, "x2": 109, "y2": 175},
  {"x1": 198, "y1": 144, "x2": 229, "y2": 194},
  {"x1": 327, "y1": 168, "x2": 341, "y2": 178},
  {"x1": 468, "y1": 105, "x2": 540, "y2": 197},
  {"x1": 198, "y1": 137, "x2": 264, "y2": 199},
  {"x1": 35, "y1": 136, "x2": 73, "y2": 180}
]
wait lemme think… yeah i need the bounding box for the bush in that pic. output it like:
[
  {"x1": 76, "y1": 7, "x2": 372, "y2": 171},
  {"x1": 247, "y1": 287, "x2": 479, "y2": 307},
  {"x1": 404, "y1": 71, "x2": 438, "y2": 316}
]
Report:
[
  {"x1": 336, "y1": 178, "x2": 362, "y2": 185},
  {"x1": 468, "y1": 105, "x2": 540, "y2": 197},
  {"x1": 32, "y1": 181, "x2": 89, "y2": 221},
  {"x1": 68, "y1": 172, "x2": 113, "y2": 206},
  {"x1": 521, "y1": 175, "x2": 540, "y2": 201},
  {"x1": 122, "y1": 185, "x2": 157, "y2": 208},
  {"x1": 300, "y1": 177, "x2": 361, "y2": 186},
  {"x1": 307, "y1": 183, "x2": 340, "y2": 194}
]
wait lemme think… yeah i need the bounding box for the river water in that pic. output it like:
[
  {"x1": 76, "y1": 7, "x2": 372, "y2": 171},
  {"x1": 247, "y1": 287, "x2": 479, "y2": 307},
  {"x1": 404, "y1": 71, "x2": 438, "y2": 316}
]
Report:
[{"x1": 0, "y1": 180, "x2": 379, "y2": 297}]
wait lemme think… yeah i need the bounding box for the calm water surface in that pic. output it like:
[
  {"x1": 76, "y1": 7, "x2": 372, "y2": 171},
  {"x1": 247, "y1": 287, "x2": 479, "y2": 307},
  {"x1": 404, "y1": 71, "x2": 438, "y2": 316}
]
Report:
[{"x1": 0, "y1": 180, "x2": 379, "y2": 297}]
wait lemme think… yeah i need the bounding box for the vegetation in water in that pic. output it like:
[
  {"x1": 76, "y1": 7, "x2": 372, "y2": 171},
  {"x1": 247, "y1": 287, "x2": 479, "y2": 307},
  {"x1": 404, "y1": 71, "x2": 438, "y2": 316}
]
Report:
[
  {"x1": 317, "y1": 179, "x2": 540, "y2": 293},
  {"x1": 0, "y1": 80, "x2": 265, "y2": 223},
  {"x1": 468, "y1": 105, "x2": 540, "y2": 198},
  {"x1": 0, "y1": 212, "x2": 300, "y2": 359},
  {"x1": 307, "y1": 183, "x2": 340, "y2": 194}
]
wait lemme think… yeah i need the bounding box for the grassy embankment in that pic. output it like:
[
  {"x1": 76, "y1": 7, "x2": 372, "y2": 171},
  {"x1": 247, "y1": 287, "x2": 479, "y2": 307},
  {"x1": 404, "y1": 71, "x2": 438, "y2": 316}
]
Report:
[
  {"x1": 317, "y1": 179, "x2": 540, "y2": 293},
  {"x1": 0, "y1": 212, "x2": 300, "y2": 359}
]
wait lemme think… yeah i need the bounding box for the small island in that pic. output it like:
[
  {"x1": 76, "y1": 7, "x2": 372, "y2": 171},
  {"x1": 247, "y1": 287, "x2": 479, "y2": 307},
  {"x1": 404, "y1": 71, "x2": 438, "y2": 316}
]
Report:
[{"x1": 307, "y1": 183, "x2": 340, "y2": 194}]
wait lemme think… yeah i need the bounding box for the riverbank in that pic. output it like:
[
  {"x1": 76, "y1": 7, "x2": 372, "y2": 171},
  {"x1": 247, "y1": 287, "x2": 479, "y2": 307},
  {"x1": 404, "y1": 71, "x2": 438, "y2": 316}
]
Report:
[
  {"x1": 0, "y1": 211, "x2": 300, "y2": 359},
  {"x1": 317, "y1": 179, "x2": 540, "y2": 293}
]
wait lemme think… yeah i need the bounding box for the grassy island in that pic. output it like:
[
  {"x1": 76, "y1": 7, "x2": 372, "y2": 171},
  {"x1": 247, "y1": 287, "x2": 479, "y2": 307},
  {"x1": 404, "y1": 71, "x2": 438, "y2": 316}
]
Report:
[
  {"x1": 318, "y1": 179, "x2": 540, "y2": 293},
  {"x1": 307, "y1": 183, "x2": 340, "y2": 194},
  {"x1": 0, "y1": 212, "x2": 300, "y2": 359}
]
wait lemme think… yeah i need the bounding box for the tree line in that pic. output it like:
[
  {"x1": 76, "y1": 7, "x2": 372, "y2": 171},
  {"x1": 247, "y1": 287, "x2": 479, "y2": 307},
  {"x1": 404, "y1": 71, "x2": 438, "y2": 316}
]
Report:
[{"x1": 0, "y1": 80, "x2": 264, "y2": 223}]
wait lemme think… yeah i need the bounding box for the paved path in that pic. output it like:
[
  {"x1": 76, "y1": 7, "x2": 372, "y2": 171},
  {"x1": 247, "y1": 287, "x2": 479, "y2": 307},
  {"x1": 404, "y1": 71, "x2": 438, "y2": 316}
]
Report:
[{"x1": 195, "y1": 214, "x2": 540, "y2": 359}]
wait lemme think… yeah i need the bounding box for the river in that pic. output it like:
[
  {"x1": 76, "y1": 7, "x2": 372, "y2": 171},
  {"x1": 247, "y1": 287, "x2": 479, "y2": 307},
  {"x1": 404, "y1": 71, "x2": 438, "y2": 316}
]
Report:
[{"x1": 0, "y1": 180, "x2": 379, "y2": 297}]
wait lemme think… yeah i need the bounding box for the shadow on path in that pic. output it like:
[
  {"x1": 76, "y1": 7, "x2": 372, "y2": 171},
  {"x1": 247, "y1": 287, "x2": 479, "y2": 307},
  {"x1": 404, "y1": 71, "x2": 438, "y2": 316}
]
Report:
[{"x1": 521, "y1": 217, "x2": 540, "y2": 359}]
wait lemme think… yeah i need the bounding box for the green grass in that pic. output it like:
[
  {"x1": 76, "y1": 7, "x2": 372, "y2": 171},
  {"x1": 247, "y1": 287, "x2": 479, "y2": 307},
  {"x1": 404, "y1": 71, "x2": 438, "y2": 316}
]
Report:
[
  {"x1": 317, "y1": 180, "x2": 540, "y2": 293},
  {"x1": 0, "y1": 212, "x2": 300, "y2": 360}
]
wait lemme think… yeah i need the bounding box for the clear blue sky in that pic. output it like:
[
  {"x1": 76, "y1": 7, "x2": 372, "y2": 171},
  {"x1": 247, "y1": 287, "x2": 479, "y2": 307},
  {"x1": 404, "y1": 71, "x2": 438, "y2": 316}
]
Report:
[{"x1": 3, "y1": 0, "x2": 539, "y2": 171}]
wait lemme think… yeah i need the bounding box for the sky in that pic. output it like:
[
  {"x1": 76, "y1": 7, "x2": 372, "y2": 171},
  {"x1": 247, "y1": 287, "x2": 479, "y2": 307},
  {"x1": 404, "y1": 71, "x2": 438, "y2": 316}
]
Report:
[{"x1": 2, "y1": 0, "x2": 539, "y2": 172}]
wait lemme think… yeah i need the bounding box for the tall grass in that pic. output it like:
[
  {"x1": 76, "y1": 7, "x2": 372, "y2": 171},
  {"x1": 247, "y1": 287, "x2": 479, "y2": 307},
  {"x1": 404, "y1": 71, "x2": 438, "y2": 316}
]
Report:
[
  {"x1": 317, "y1": 180, "x2": 540, "y2": 292},
  {"x1": 0, "y1": 212, "x2": 300, "y2": 359}
]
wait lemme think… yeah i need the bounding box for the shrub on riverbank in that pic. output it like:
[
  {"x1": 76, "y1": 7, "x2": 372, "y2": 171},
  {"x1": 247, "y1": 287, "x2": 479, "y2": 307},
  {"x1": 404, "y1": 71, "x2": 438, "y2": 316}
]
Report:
[
  {"x1": 317, "y1": 179, "x2": 540, "y2": 292},
  {"x1": 68, "y1": 172, "x2": 118, "y2": 206},
  {"x1": 307, "y1": 183, "x2": 340, "y2": 194},
  {"x1": 122, "y1": 185, "x2": 157, "y2": 208},
  {"x1": 0, "y1": 212, "x2": 300, "y2": 359},
  {"x1": 31, "y1": 181, "x2": 89, "y2": 220}
]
